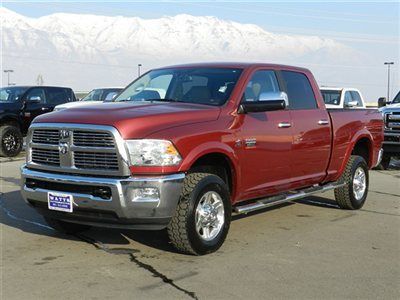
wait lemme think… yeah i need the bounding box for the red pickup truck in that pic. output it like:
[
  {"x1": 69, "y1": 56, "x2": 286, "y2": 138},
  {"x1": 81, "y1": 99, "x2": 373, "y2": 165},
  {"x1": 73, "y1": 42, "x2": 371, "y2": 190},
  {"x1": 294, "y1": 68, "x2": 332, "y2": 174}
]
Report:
[{"x1": 21, "y1": 63, "x2": 383, "y2": 255}]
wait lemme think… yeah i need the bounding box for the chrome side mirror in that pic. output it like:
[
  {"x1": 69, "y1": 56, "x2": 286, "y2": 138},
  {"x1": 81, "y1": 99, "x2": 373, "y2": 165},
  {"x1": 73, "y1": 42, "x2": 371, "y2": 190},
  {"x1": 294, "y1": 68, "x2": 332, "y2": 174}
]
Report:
[
  {"x1": 345, "y1": 100, "x2": 359, "y2": 108},
  {"x1": 28, "y1": 96, "x2": 42, "y2": 103},
  {"x1": 259, "y1": 91, "x2": 289, "y2": 108}
]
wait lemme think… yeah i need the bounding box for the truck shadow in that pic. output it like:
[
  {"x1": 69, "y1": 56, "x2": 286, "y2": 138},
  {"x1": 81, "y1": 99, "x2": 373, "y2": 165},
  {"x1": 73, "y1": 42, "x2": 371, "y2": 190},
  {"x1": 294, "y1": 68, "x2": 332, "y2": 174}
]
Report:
[{"x1": 0, "y1": 190, "x2": 342, "y2": 254}]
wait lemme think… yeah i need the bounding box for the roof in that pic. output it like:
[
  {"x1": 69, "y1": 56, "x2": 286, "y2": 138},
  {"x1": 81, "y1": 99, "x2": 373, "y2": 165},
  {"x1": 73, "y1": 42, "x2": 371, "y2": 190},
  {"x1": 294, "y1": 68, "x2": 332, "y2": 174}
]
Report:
[
  {"x1": 157, "y1": 62, "x2": 310, "y2": 72},
  {"x1": 1, "y1": 85, "x2": 72, "y2": 89}
]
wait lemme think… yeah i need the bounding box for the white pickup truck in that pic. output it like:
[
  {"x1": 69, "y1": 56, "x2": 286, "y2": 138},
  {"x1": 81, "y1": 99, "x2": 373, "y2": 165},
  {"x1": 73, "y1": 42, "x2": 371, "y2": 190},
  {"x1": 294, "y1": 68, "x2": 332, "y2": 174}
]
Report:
[{"x1": 320, "y1": 87, "x2": 366, "y2": 109}]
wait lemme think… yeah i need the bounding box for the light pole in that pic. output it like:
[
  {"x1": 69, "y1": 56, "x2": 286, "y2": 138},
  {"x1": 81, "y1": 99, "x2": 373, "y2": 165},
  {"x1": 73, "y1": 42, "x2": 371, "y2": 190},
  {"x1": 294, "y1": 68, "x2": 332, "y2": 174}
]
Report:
[
  {"x1": 3, "y1": 69, "x2": 14, "y2": 86},
  {"x1": 384, "y1": 62, "x2": 394, "y2": 101},
  {"x1": 137, "y1": 64, "x2": 142, "y2": 77}
]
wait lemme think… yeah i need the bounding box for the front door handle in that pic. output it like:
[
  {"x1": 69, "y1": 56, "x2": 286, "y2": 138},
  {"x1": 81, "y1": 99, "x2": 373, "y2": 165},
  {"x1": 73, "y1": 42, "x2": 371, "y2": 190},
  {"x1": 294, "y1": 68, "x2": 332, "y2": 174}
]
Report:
[
  {"x1": 278, "y1": 122, "x2": 292, "y2": 128},
  {"x1": 318, "y1": 119, "x2": 329, "y2": 125}
]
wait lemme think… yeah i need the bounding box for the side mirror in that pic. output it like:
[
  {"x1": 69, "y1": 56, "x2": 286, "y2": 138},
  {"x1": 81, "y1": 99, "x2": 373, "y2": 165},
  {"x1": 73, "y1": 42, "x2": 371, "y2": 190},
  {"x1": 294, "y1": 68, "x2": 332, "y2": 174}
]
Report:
[
  {"x1": 28, "y1": 96, "x2": 41, "y2": 103},
  {"x1": 378, "y1": 97, "x2": 387, "y2": 108},
  {"x1": 345, "y1": 100, "x2": 359, "y2": 108},
  {"x1": 238, "y1": 91, "x2": 288, "y2": 114}
]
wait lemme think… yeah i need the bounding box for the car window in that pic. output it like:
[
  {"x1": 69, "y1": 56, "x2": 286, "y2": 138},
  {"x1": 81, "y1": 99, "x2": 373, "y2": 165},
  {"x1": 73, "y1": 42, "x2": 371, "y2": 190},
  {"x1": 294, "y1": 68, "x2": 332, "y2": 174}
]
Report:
[
  {"x1": 0, "y1": 87, "x2": 29, "y2": 103},
  {"x1": 350, "y1": 91, "x2": 363, "y2": 107},
  {"x1": 25, "y1": 88, "x2": 46, "y2": 104},
  {"x1": 243, "y1": 70, "x2": 280, "y2": 102},
  {"x1": 344, "y1": 91, "x2": 353, "y2": 106},
  {"x1": 321, "y1": 90, "x2": 341, "y2": 105},
  {"x1": 104, "y1": 91, "x2": 119, "y2": 101},
  {"x1": 82, "y1": 89, "x2": 103, "y2": 101},
  {"x1": 46, "y1": 88, "x2": 71, "y2": 104},
  {"x1": 393, "y1": 91, "x2": 400, "y2": 103},
  {"x1": 281, "y1": 71, "x2": 317, "y2": 110}
]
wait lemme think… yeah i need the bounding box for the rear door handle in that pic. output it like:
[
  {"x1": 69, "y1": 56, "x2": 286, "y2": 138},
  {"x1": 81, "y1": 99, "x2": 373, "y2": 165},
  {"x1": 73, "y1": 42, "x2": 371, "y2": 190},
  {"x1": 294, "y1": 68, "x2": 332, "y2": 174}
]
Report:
[
  {"x1": 278, "y1": 122, "x2": 292, "y2": 128},
  {"x1": 318, "y1": 119, "x2": 329, "y2": 125}
]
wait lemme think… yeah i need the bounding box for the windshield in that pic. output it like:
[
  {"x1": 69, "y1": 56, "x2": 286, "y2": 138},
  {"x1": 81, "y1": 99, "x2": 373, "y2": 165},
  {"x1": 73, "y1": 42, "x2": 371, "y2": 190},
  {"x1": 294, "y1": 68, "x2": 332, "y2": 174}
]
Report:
[
  {"x1": 81, "y1": 89, "x2": 103, "y2": 101},
  {"x1": 114, "y1": 67, "x2": 243, "y2": 106},
  {"x1": 0, "y1": 87, "x2": 29, "y2": 103},
  {"x1": 393, "y1": 91, "x2": 400, "y2": 104},
  {"x1": 321, "y1": 90, "x2": 341, "y2": 105}
]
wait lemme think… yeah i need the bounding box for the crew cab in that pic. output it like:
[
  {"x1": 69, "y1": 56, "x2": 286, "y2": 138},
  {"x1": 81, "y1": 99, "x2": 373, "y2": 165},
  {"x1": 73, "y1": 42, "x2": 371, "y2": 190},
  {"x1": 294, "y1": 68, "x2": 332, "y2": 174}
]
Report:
[
  {"x1": 377, "y1": 91, "x2": 400, "y2": 169},
  {"x1": 0, "y1": 86, "x2": 76, "y2": 157},
  {"x1": 20, "y1": 63, "x2": 383, "y2": 255},
  {"x1": 320, "y1": 87, "x2": 366, "y2": 109}
]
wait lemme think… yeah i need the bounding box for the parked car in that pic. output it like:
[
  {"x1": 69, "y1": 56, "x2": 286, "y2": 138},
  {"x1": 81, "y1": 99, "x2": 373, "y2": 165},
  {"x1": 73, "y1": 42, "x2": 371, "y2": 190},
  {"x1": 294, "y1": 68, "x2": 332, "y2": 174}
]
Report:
[
  {"x1": 377, "y1": 90, "x2": 400, "y2": 169},
  {"x1": 0, "y1": 86, "x2": 76, "y2": 157},
  {"x1": 320, "y1": 87, "x2": 366, "y2": 109},
  {"x1": 54, "y1": 87, "x2": 123, "y2": 111},
  {"x1": 20, "y1": 63, "x2": 383, "y2": 255}
]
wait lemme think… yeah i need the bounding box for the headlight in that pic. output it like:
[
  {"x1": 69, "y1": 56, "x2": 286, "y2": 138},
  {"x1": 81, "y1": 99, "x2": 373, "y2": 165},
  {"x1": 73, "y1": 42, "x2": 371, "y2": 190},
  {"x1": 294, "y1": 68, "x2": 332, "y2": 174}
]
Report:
[{"x1": 125, "y1": 139, "x2": 182, "y2": 166}]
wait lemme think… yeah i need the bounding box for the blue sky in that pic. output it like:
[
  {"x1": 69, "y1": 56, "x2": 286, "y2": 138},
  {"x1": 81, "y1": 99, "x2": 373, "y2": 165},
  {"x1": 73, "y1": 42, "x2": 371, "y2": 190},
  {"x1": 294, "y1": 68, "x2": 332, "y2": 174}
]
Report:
[{"x1": 2, "y1": 1, "x2": 399, "y2": 100}]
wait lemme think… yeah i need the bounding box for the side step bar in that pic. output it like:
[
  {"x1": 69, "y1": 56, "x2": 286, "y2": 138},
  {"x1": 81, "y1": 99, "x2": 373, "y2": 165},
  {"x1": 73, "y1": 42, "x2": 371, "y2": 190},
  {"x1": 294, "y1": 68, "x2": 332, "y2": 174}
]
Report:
[{"x1": 234, "y1": 182, "x2": 345, "y2": 214}]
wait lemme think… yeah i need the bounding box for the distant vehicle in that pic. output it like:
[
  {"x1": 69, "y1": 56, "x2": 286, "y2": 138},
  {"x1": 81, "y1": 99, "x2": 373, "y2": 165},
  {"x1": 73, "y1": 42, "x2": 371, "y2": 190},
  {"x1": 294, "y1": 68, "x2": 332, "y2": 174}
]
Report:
[
  {"x1": 0, "y1": 86, "x2": 76, "y2": 157},
  {"x1": 320, "y1": 87, "x2": 366, "y2": 109},
  {"x1": 54, "y1": 87, "x2": 123, "y2": 111},
  {"x1": 377, "y1": 91, "x2": 400, "y2": 169}
]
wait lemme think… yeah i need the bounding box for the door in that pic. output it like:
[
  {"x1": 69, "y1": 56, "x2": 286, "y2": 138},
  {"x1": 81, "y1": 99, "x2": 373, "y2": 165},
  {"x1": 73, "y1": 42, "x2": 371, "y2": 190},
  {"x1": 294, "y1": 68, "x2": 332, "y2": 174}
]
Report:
[
  {"x1": 236, "y1": 70, "x2": 293, "y2": 200},
  {"x1": 280, "y1": 70, "x2": 331, "y2": 188},
  {"x1": 22, "y1": 87, "x2": 48, "y2": 131}
]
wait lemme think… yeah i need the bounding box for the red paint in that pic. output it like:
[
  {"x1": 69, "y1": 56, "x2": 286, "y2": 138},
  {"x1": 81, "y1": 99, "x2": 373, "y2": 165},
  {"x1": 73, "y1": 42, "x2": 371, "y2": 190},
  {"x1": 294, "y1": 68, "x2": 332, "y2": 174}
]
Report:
[{"x1": 34, "y1": 63, "x2": 383, "y2": 204}]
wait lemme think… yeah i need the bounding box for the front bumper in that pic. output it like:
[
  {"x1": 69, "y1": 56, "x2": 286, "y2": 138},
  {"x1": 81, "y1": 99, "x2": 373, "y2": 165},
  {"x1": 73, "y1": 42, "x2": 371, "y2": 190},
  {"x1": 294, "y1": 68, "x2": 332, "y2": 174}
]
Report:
[
  {"x1": 383, "y1": 131, "x2": 400, "y2": 155},
  {"x1": 21, "y1": 165, "x2": 185, "y2": 230}
]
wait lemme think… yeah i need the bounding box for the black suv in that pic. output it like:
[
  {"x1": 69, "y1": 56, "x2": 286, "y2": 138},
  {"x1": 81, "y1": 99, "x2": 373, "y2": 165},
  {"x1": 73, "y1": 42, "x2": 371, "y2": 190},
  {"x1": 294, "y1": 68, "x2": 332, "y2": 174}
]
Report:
[{"x1": 0, "y1": 86, "x2": 76, "y2": 157}]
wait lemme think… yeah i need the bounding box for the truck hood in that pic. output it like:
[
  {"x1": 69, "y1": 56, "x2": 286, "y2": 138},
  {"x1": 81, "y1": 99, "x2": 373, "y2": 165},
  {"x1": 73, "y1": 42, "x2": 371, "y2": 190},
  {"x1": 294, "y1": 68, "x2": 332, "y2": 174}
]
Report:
[
  {"x1": 34, "y1": 101, "x2": 221, "y2": 138},
  {"x1": 55, "y1": 101, "x2": 103, "y2": 111}
]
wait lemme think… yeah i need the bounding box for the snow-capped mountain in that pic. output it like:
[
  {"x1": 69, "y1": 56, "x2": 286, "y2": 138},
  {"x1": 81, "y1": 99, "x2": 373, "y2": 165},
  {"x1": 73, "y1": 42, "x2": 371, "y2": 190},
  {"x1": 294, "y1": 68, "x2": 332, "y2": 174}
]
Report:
[{"x1": 1, "y1": 7, "x2": 357, "y2": 90}]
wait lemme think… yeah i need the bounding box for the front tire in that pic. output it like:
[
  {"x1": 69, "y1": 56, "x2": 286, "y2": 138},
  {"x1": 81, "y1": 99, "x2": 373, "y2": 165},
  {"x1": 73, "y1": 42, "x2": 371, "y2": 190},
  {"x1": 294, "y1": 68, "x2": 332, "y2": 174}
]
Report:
[
  {"x1": 44, "y1": 217, "x2": 91, "y2": 234},
  {"x1": 167, "y1": 173, "x2": 231, "y2": 255},
  {"x1": 334, "y1": 155, "x2": 369, "y2": 210},
  {"x1": 0, "y1": 125, "x2": 23, "y2": 157}
]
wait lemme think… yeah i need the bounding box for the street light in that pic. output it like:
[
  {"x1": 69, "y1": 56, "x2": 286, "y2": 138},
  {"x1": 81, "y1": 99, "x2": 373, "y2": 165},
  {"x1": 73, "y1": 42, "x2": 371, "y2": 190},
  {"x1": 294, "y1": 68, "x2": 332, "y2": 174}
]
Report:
[
  {"x1": 384, "y1": 62, "x2": 394, "y2": 101},
  {"x1": 138, "y1": 64, "x2": 142, "y2": 77},
  {"x1": 3, "y1": 69, "x2": 14, "y2": 86}
]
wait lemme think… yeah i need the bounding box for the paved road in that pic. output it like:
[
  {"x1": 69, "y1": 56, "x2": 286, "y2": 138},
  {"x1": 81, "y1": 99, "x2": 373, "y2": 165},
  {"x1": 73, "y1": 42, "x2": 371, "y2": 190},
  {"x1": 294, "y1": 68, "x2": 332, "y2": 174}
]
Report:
[{"x1": 1, "y1": 156, "x2": 399, "y2": 299}]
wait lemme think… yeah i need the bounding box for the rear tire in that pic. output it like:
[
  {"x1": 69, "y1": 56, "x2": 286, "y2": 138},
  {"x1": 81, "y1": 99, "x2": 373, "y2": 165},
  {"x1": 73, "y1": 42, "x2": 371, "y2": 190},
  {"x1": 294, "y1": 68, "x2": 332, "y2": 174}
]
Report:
[
  {"x1": 334, "y1": 155, "x2": 369, "y2": 210},
  {"x1": 167, "y1": 173, "x2": 231, "y2": 255},
  {"x1": 44, "y1": 217, "x2": 91, "y2": 234},
  {"x1": 0, "y1": 125, "x2": 23, "y2": 157}
]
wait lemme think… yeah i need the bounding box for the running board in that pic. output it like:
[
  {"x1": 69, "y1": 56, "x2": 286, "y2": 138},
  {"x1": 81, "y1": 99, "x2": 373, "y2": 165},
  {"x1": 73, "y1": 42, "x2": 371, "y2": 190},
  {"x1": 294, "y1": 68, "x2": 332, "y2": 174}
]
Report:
[{"x1": 234, "y1": 182, "x2": 346, "y2": 214}]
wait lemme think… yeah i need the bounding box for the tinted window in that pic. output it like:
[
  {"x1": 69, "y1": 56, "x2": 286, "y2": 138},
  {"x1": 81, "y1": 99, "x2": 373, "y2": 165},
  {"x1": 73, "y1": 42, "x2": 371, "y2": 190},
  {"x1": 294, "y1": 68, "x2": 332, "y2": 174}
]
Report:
[
  {"x1": 393, "y1": 91, "x2": 400, "y2": 104},
  {"x1": 350, "y1": 91, "x2": 363, "y2": 107},
  {"x1": 344, "y1": 91, "x2": 353, "y2": 106},
  {"x1": 46, "y1": 88, "x2": 71, "y2": 104},
  {"x1": 82, "y1": 89, "x2": 102, "y2": 101},
  {"x1": 321, "y1": 90, "x2": 341, "y2": 105},
  {"x1": 25, "y1": 88, "x2": 46, "y2": 104},
  {"x1": 0, "y1": 87, "x2": 29, "y2": 103},
  {"x1": 243, "y1": 70, "x2": 280, "y2": 102},
  {"x1": 281, "y1": 71, "x2": 317, "y2": 110}
]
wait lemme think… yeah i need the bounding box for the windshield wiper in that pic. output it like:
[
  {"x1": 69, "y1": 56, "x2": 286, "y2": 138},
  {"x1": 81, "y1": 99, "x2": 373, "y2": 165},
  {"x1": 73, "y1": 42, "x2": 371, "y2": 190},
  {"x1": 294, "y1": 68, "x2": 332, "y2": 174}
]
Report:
[{"x1": 143, "y1": 98, "x2": 179, "y2": 102}]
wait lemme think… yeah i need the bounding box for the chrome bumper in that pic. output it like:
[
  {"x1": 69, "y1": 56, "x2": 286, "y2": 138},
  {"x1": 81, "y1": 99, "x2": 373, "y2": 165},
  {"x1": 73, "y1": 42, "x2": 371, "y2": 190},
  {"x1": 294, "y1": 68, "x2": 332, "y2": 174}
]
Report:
[
  {"x1": 21, "y1": 165, "x2": 185, "y2": 229},
  {"x1": 375, "y1": 148, "x2": 384, "y2": 167}
]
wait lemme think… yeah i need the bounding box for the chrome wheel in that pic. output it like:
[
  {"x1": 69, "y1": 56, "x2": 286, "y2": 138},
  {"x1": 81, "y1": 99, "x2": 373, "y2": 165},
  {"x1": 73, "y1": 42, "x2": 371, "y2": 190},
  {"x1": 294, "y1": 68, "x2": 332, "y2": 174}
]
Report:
[
  {"x1": 353, "y1": 167, "x2": 366, "y2": 201},
  {"x1": 195, "y1": 191, "x2": 225, "y2": 242}
]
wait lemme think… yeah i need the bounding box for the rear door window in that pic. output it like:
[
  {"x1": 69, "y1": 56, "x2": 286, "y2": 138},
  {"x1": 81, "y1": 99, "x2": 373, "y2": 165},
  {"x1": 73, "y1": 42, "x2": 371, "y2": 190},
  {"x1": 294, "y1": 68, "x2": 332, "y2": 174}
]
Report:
[
  {"x1": 281, "y1": 71, "x2": 317, "y2": 110},
  {"x1": 46, "y1": 88, "x2": 71, "y2": 104},
  {"x1": 350, "y1": 91, "x2": 363, "y2": 107},
  {"x1": 25, "y1": 88, "x2": 46, "y2": 104}
]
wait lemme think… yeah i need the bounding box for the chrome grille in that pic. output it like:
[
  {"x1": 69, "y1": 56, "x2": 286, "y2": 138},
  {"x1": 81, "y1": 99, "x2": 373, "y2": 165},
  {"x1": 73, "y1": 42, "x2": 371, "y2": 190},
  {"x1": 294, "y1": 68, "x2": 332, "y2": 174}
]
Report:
[
  {"x1": 32, "y1": 129, "x2": 60, "y2": 145},
  {"x1": 385, "y1": 112, "x2": 400, "y2": 131},
  {"x1": 27, "y1": 124, "x2": 130, "y2": 176},
  {"x1": 73, "y1": 130, "x2": 115, "y2": 147},
  {"x1": 74, "y1": 151, "x2": 119, "y2": 170},
  {"x1": 31, "y1": 148, "x2": 60, "y2": 166}
]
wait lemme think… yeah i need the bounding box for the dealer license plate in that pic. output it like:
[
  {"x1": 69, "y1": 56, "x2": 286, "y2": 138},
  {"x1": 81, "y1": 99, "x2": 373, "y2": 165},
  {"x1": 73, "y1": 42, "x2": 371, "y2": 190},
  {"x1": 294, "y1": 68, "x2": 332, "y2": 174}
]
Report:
[{"x1": 48, "y1": 192, "x2": 73, "y2": 213}]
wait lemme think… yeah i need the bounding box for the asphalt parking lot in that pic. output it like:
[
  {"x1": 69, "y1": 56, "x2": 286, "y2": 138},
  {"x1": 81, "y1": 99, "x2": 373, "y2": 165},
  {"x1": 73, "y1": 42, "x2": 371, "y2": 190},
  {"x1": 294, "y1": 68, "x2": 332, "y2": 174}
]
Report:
[{"x1": 1, "y1": 155, "x2": 399, "y2": 300}]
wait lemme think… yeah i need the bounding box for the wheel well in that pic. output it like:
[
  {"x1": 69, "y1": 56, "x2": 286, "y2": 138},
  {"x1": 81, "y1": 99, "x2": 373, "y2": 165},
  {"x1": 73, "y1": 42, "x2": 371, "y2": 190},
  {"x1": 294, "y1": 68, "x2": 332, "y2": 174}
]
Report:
[
  {"x1": 1, "y1": 117, "x2": 20, "y2": 130},
  {"x1": 352, "y1": 138, "x2": 371, "y2": 167},
  {"x1": 189, "y1": 153, "x2": 235, "y2": 195}
]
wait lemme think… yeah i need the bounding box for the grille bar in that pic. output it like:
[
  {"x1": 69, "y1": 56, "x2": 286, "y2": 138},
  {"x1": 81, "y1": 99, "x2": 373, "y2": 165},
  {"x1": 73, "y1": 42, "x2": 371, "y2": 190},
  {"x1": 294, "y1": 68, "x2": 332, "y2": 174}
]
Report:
[
  {"x1": 74, "y1": 151, "x2": 119, "y2": 170},
  {"x1": 32, "y1": 148, "x2": 60, "y2": 166},
  {"x1": 32, "y1": 129, "x2": 60, "y2": 145},
  {"x1": 73, "y1": 130, "x2": 114, "y2": 147}
]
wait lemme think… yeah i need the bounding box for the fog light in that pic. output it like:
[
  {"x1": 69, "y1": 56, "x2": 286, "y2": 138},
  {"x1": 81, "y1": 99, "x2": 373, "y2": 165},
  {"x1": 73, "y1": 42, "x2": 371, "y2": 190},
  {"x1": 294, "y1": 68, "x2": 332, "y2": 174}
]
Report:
[{"x1": 131, "y1": 188, "x2": 160, "y2": 203}]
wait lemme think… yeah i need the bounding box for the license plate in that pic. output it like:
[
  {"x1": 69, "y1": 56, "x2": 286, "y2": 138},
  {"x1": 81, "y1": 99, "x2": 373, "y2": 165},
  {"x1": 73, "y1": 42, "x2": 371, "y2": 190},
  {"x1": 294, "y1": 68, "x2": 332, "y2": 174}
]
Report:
[{"x1": 48, "y1": 192, "x2": 73, "y2": 213}]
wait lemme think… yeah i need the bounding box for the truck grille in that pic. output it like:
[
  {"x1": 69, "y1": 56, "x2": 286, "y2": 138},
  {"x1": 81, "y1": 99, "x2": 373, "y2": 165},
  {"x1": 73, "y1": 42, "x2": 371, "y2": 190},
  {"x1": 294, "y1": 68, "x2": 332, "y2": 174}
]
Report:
[
  {"x1": 74, "y1": 151, "x2": 119, "y2": 170},
  {"x1": 32, "y1": 129, "x2": 60, "y2": 145},
  {"x1": 28, "y1": 124, "x2": 129, "y2": 176},
  {"x1": 73, "y1": 130, "x2": 115, "y2": 147},
  {"x1": 385, "y1": 112, "x2": 400, "y2": 131},
  {"x1": 31, "y1": 148, "x2": 60, "y2": 166}
]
